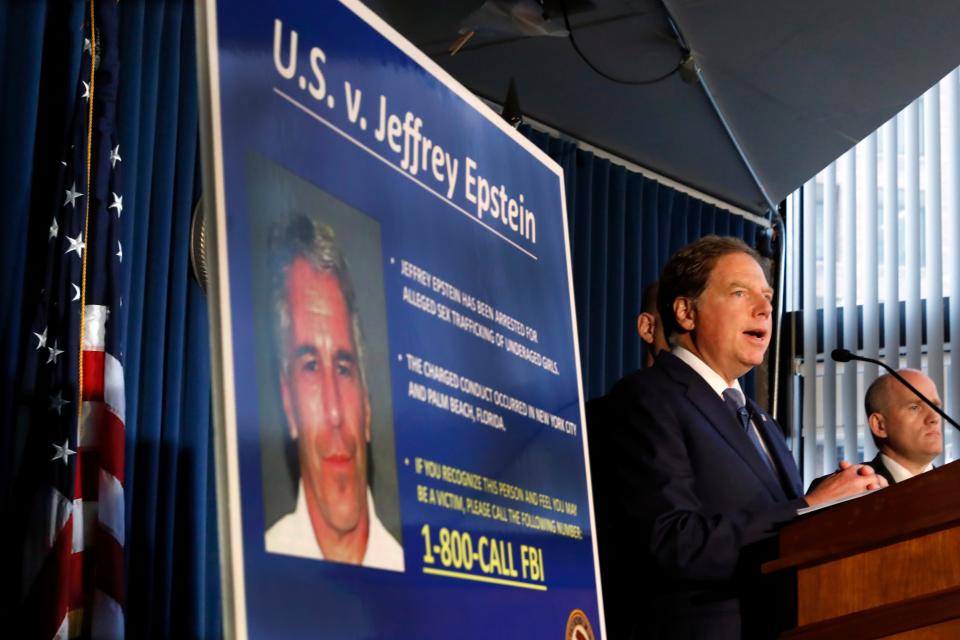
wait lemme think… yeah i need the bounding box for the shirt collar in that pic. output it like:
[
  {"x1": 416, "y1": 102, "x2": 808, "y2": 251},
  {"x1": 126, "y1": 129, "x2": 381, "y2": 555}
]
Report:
[
  {"x1": 879, "y1": 453, "x2": 933, "y2": 483},
  {"x1": 295, "y1": 481, "x2": 380, "y2": 562},
  {"x1": 672, "y1": 345, "x2": 743, "y2": 399}
]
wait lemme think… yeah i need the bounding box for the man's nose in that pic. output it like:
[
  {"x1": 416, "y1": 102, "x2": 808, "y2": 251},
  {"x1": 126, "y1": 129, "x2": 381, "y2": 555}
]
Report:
[
  {"x1": 320, "y1": 369, "x2": 343, "y2": 428},
  {"x1": 754, "y1": 293, "x2": 773, "y2": 317}
]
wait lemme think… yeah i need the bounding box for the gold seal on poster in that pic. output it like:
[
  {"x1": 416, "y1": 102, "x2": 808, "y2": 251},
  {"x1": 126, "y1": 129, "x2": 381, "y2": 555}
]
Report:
[{"x1": 565, "y1": 608, "x2": 595, "y2": 640}]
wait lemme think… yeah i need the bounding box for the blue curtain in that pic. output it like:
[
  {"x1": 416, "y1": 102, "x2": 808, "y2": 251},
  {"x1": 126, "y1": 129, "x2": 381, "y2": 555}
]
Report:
[
  {"x1": 0, "y1": 1, "x2": 220, "y2": 637},
  {"x1": 521, "y1": 126, "x2": 760, "y2": 400}
]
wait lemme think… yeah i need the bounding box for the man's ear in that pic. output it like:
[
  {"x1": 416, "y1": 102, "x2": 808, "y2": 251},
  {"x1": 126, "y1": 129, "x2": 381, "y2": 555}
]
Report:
[
  {"x1": 280, "y1": 373, "x2": 299, "y2": 441},
  {"x1": 637, "y1": 312, "x2": 656, "y2": 345},
  {"x1": 673, "y1": 297, "x2": 696, "y2": 332},
  {"x1": 868, "y1": 413, "x2": 886, "y2": 440}
]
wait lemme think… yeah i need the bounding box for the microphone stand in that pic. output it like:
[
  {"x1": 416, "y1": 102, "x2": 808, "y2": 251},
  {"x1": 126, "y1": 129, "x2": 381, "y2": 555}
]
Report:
[{"x1": 830, "y1": 349, "x2": 960, "y2": 433}]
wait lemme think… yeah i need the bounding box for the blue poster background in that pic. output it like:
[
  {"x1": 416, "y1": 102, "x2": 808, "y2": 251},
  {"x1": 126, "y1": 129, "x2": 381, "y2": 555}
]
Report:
[{"x1": 209, "y1": 1, "x2": 602, "y2": 636}]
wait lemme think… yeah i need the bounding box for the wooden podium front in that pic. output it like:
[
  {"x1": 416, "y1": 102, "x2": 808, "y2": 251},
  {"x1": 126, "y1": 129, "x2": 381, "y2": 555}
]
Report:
[{"x1": 764, "y1": 461, "x2": 960, "y2": 639}]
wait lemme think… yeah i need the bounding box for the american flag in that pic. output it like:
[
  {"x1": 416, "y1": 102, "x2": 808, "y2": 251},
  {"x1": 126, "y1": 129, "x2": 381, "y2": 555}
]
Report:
[{"x1": 17, "y1": 2, "x2": 126, "y2": 637}]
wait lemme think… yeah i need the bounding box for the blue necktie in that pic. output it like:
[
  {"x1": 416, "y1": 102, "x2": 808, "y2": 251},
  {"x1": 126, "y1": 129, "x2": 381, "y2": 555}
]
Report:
[{"x1": 722, "y1": 388, "x2": 777, "y2": 477}]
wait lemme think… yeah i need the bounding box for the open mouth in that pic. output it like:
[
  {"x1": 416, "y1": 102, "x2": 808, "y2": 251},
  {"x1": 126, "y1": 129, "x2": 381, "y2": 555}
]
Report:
[{"x1": 744, "y1": 329, "x2": 767, "y2": 341}]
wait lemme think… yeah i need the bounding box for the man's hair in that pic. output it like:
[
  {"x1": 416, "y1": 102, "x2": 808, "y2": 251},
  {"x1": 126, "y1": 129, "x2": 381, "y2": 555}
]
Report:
[
  {"x1": 269, "y1": 213, "x2": 366, "y2": 387},
  {"x1": 641, "y1": 281, "x2": 659, "y2": 315},
  {"x1": 657, "y1": 235, "x2": 765, "y2": 339}
]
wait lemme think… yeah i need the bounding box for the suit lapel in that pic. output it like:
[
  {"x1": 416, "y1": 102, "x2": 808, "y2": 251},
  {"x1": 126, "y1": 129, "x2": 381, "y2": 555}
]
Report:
[
  {"x1": 659, "y1": 353, "x2": 789, "y2": 501},
  {"x1": 870, "y1": 452, "x2": 897, "y2": 485}
]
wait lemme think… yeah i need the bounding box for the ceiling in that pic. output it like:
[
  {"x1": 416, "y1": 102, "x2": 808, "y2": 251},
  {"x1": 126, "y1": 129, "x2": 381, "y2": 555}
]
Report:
[{"x1": 365, "y1": 0, "x2": 960, "y2": 215}]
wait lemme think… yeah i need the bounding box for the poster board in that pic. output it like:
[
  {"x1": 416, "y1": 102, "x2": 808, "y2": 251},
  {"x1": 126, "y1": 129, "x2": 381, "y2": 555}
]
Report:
[{"x1": 195, "y1": 1, "x2": 604, "y2": 636}]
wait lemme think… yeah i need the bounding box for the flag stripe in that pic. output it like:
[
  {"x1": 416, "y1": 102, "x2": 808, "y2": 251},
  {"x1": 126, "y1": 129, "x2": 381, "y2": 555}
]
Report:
[
  {"x1": 91, "y1": 589, "x2": 124, "y2": 639},
  {"x1": 78, "y1": 400, "x2": 101, "y2": 448},
  {"x1": 74, "y1": 436, "x2": 85, "y2": 501},
  {"x1": 82, "y1": 350, "x2": 105, "y2": 400},
  {"x1": 77, "y1": 401, "x2": 125, "y2": 483},
  {"x1": 71, "y1": 497, "x2": 99, "y2": 554},
  {"x1": 94, "y1": 527, "x2": 125, "y2": 605},
  {"x1": 79, "y1": 451, "x2": 99, "y2": 503},
  {"x1": 98, "y1": 407, "x2": 125, "y2": 484},
  {"x1": 104, "y1": 352, "x2": 125, "y2": 421},
  {"x1": 25, "y1": 516, "x2": 77, "y2": 640},
  {"x1": 98, "y1": 468, "x2": 125, "y2": 544},
  {"x1": 81, "y1": 304, "x2": 108, "y2": 351},
  {"x1": 53, "y1": 613, "x2": 70, "y2": 640}
]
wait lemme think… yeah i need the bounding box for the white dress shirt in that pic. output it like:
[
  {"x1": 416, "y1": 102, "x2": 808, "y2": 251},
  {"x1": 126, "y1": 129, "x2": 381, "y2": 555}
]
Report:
[
  {"x1": 879, "y1": 453, "x2": 933, "y2": 483},
  {"x1": 265, "y1": 482, "x2": 405, "y2": 572},
  {"x1": 672, "y1": 346, "x2": 776, "y2": 466}
]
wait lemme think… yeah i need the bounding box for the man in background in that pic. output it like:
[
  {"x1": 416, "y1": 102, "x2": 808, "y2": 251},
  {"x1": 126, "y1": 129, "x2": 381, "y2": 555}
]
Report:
[
  {"x1": 637, "y1": 281, "x2": 669, "y2": 369},
  {"x1": 865, "y1": 369, "x2": 943, "y2": 483},
  {"x1": 814, "y1": 369, "x2": 943, "y2": 489},
  {"x1": 587, "y1": 279, "x2": 667, "y2": 636},
  {"x1": 264, "y1": 214, "x2": 403, "y2": 571}
]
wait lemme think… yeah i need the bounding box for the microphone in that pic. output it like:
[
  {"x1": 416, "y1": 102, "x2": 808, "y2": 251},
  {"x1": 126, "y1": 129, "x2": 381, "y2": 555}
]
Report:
[{"x1": 830, "y1": 348, "x2": 960, "y2": 432}]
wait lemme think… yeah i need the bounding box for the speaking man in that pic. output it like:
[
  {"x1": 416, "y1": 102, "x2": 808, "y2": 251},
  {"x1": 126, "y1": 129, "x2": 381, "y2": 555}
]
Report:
[
  {"x1": 864, "y1": 369, "x2": 943, "y2": 483},
  {"x1": 264, "y1": 214, "x2": 403, "y2": 571},
  {"x1": 601, "y1": 236, "x2": 883, "y2": 638}
]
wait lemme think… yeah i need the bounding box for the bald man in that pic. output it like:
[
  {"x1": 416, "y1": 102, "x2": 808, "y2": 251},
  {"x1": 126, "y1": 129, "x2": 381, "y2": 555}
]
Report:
[
  {"x1": 810, "y1": 368, "x2": 942, "y2": 491},
  {"x1": 864, "y1": 369, "x2": 943, "y2": 484}
]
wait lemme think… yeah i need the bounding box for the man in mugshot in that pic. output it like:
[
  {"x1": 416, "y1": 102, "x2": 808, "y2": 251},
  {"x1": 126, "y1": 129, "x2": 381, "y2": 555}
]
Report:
[{"x1": 264, "y1": 214, "x2": 403, "y2": 571}]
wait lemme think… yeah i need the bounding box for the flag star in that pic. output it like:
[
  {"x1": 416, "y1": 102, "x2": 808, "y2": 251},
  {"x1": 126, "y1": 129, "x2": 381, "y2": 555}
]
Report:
[
  {"x1": 49, "y1": 391, "x2": 70, "y2": 415},
  {"x1": 33, "y1": 327, "x2": 48, "y2": 350},
  {"x1": 63, "y1": 182, "x2": 83, "y2": 208},
  {"x1": 49, "y1": 217, "x2": 59, "y2": 240},
  {"x1": 46, "y1": 340, "x2": 64, "y2": 364},
  {"x1": 72, "y1": 283, "x2": 81, "y2": 301},
  {"x1": 65, "y1": 232, "x2": 84, "y2": 258},
  {"x1": 108, "y1": 192, "x2": 123, "y2": 217},
  {"x1": 60, "y1": 160, "x2": 67, "y2": 167},
  {"x1": 81, "y1": 81, "x2": 90, "y2": 101},
  {"x1": 109, "y1": 145, "x2": 121, "y2": 168},
  {"x1": 116, "y1": 240, "x2": 123, "y2": 263},
  {"x1": 83, "y1": 38, "x2": 91, "y2": 53},
  {"x1": 51, "y1": 439, "x2": 76, "y2": 466}
]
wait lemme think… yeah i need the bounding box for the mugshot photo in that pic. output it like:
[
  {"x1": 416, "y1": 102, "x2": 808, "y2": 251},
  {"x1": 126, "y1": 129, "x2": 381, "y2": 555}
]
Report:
[{"x1": 246, "y1": 153, "x2": 403, "y2": 572}]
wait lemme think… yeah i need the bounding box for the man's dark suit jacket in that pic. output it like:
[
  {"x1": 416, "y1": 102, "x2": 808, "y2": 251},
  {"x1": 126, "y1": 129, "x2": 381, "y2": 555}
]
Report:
[
  {"x1": 595, "y1": 352, "x2": 806, "y2": 639},
  {"x1": 807, "y1": 453, "x2": 899, "y2": 492},
  {"x1": 868, "y1": 453, "x2": 896, "y2": 485}
]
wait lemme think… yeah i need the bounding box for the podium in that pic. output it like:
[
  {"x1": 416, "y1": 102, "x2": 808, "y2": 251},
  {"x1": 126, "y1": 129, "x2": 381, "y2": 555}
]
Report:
[{"x1": 764, "y1": 460, "x2": 960, "y2": 639}]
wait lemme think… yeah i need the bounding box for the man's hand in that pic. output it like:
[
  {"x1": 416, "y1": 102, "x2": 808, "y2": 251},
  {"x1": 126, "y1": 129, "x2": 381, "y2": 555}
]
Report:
[{"x1": 805, "y1": 460, "x2": 889, "y2": 507}]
